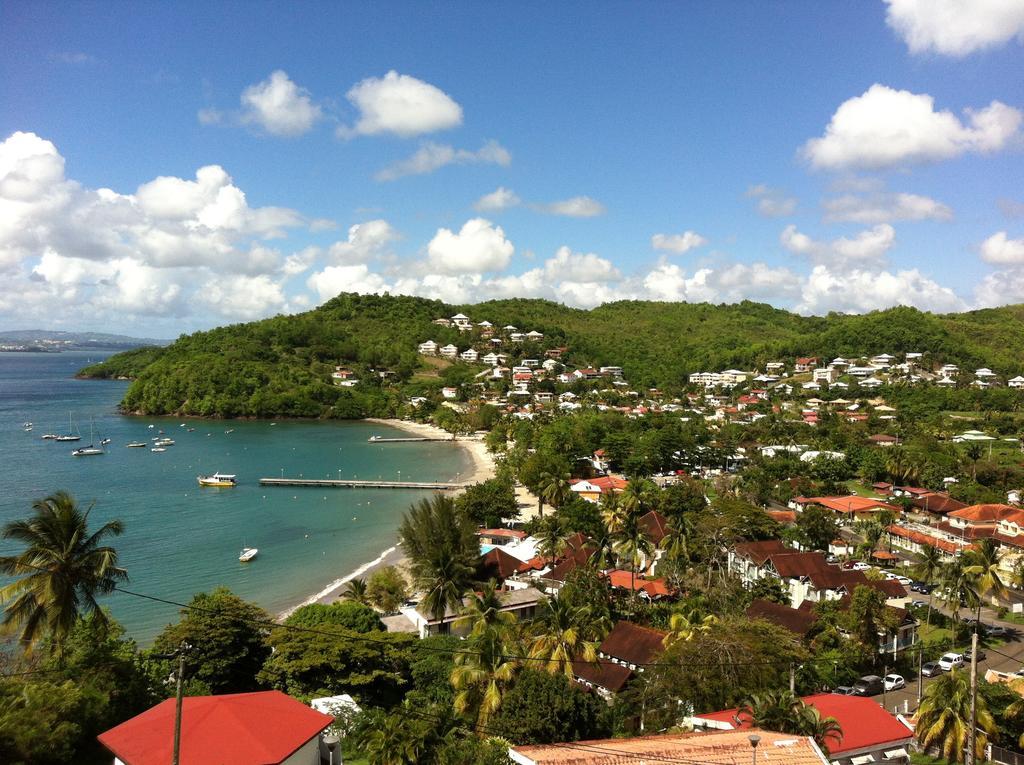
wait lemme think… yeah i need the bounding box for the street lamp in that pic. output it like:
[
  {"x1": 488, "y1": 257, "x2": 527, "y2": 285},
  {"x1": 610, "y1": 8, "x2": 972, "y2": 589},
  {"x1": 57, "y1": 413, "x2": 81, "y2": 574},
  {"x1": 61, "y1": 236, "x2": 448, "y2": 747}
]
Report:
[
  {"x1": 323, "y1": 734, "x2": 340, "y2": 765},
  {"x1": 749, "y1": 734, "x2": 761, "y2": 765}
]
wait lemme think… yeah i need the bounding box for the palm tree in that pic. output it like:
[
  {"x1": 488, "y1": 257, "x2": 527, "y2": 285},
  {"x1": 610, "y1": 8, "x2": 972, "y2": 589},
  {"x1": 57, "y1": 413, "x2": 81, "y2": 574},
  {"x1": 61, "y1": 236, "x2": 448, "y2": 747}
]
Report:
[
  {"x1": 459, "y1": 580, "x2": 516, "y2": 637},
  {"x1": 662, "y1": 608, "x2": 717, "y2": 647},
  {"x1": 912, "y1": 545, "x2": 944, "y2": 630},
  {"x1": 451, "y1": 626, "x2": 518, "y2": 729},
  {"x1": 799, "y1": 705, "x2": 844, "y2": 755},
  {"x1": 527, "y1": 597, "x2": 599, "y2": 678},
  {"x1": 0, "y1": 491, "x2": 127, "y2": 652},
  {"x1": 963, "y1": 538, "x2": 1006, "y2": 625},
  {"x1": 537, "y1": 471, "x2": 571, "y2": 513},
  {"x1": 599, "y1": 492, "x2": 623, "y2": 534},
  {"x1": 940, "y1": 558, "x2": 979, "y2": 629},
  {"x1": 610, "y1": 508, "x2": 654, "y2": 606},
  {"x1": 398, "y1": 495, "x2": 478, "y2": 621},
  {"x1": 963, "y1": 443, "x2": 984, "y2": 480},
  {"x1": 915, "y1": 670, "x2": 996, "y2": 763},
  {"x1": 659, "y1": 515, "x2": 690, "y2": 563},
  {"x1": 739, "y1": 691, "x2": 842, "y2": 753},
  {"x1": 341, "y1": 577, "x2": 371, "y2": 606},
  {"x1": 535, "y1": 516, "x2": 568, "y2": 568},
  {"x1": 355, "y1": 706, "x2": 426, "y2": 765}
]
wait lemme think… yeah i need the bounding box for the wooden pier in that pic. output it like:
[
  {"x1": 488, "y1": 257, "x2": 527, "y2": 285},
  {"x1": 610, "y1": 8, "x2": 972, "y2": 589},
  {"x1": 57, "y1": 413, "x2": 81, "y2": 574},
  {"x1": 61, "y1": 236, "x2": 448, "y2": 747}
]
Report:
[
  {"x1": 368, "y1": 436, "x2": 451, "y2": 443},
  {"x1": 259, "y1": 477, "x2": 467, "y2": 490}
]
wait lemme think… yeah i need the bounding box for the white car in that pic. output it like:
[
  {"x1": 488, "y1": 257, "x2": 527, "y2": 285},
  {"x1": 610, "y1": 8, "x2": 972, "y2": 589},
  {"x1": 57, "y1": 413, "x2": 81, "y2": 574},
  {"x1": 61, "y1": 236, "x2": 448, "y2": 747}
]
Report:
[
  {"x1": 939, "y1": 652, "x2": 965, "y2": 671},
  {"x1": 894, "y1": 575, "x2": 912, "y2": 586},
  {"x1": 852, "y1": 562, "x2": 870, "y2": 571},
  {"x1": 883, "y1": 673, "x2": 905, "y2": 691}
]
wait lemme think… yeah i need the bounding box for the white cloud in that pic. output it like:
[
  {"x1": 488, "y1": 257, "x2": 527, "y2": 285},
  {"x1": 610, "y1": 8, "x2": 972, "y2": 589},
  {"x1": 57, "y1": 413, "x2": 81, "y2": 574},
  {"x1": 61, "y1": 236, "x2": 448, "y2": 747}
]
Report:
[
  {"x1": 543, "y1": 246, "x2": 620, "y2": 282},
  {"x1": 797, "y1": 264, "x2": 966, "y2": 314},
  {"x1": 327, "y1": 219, "x2": 400, "y2": 264},
  {"x1": 375, "y1": 140, "x2": 511, "y2": 181},
  {"x1": 979, "y1": 231, "x2": 1024, "y2": 264},
  {"x1": 197, "y1": 274, "x2": 287, "y2": 319},
  {"x1": 802, "y1": 84, "x2": 1023, "y2": 170},
  {"x1": 307, "y1": 264, "x2": 391, "y2": 302},
  {"x1": 745, "y1": 184, "x2": 797, "y2": 217},
  {"x1": 239, "y1": 70, "x2": 322, "y2": 137},
  {"x1": 885, "y1": 0, "x2": 1024, "y2": 57},
  {"x1": 426, "y1": 218, "x2": 514, "y2": 274},
  {"x1": 823, "y1": 192, "x2": 953, "y2": 223},
  {"x1": 781, "y1": 223, "x2": 896, "y2": 268},
  {"x1": 976, "y1": 268, "x2": 1024, "y2": 307},
  {"x1": 339, "y1": 71, "x2": 462, "y2": 139},
  {"x1": 651, "y1": 231, "x2": 708, "y2": 254},
  {"x1": 537, "y1": 196, "x2": 606, "y2": 218},
  {"x1": 473, "y1": 187, "x2": 521, "y2": 212}
]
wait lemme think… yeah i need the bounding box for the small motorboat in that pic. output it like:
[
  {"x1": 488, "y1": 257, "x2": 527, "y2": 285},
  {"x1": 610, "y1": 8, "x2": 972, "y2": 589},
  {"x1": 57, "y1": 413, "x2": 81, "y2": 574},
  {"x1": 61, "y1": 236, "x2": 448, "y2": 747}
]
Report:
[
  {"x1": 151, "y1": 447, "x2": 166, "y2": 453},
  {"x1": 100, "y1": 438, "x2": 112, "y2": 445},
  {"x1": 198, "y1": 472, "x2": 237, "y2": 487},
  {"x1": 239, "y1": 547, "x2": 258, "y2": 562},
  {"x1": 127, "y1": 442, "x2": 147, "y2": 448},
  {"x1": 154, "y1": 438, "x2": 175, "y2": 446}
]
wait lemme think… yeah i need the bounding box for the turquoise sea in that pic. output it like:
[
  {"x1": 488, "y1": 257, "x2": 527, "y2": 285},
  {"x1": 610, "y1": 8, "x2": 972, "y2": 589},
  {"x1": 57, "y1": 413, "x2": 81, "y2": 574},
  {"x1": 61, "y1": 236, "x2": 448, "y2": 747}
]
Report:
[{"x1": 0, "y1": 351, "x2": 471, "y2": 643}]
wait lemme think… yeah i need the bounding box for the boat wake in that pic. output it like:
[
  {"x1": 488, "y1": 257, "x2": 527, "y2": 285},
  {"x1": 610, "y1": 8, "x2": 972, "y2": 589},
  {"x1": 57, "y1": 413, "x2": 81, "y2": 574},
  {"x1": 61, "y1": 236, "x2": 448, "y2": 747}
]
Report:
[{"x1": 278, "y1": 544, "x2": 398, "y2": 620}]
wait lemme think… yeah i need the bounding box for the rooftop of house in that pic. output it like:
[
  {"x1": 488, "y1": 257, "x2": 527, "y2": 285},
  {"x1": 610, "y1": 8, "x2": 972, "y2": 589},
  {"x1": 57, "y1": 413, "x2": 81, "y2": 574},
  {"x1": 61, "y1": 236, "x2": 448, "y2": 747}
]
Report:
[
  {"x1": 598, "y1": 620, "x2": 668, "y2": 666},
  {"x1": 571, "y1": 658, "x2": 634, "y2": 693},
  {"x1": 733, "y1": 539, "x2": 793, "y2": 565},
  {"x1": 909, "y1": 493, "x2": 967, "y2": 515},
  {"x1": 509, "y1": 728, "x2": 830, "y2": 765},
  {"x1": 691, "y1": 694, "x2": 913, "y2": 756},
  {"x1": 948, "y1": 503, "x2": 1020, "y2": 524},
  {"x1": 798, "y1": 496, "x2": 900, "y2": 514},
  {"x1": 97, "y1": 691, "x2": 333, "y2": 765},
  {"x1": 478, "y1": 546, "x2": 528, "y2": 581},
  {"x1": 605, "y1": 569, "x2": 673, "y2": 598}
]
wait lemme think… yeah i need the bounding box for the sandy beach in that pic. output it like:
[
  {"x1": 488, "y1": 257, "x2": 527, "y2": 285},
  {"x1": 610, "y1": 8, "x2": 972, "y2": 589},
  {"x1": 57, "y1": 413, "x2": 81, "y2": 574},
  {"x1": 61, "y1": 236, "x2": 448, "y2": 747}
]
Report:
[{"x1": 278, "y1": 418, "x2": 497, "y2": 619}]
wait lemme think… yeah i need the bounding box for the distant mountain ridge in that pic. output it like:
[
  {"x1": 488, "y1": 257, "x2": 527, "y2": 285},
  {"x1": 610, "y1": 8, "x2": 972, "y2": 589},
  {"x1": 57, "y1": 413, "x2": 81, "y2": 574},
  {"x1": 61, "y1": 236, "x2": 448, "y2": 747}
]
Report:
[
  {"x1": 0, "y1": 329, "x2": 170, "y2": 350},
  {"x1": 76, "y1": 293, "x2": 1024, "y2": 419}
]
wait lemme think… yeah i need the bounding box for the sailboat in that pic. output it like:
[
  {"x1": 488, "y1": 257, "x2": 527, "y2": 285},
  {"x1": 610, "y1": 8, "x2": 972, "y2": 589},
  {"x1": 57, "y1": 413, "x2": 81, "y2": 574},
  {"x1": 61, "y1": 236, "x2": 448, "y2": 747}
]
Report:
[
  {"x1": 71, "y1": 418, "x2": 104, "y2": 456},
  {"x1": 55, "y1": 412, "x2": 81, "y2": 442}
]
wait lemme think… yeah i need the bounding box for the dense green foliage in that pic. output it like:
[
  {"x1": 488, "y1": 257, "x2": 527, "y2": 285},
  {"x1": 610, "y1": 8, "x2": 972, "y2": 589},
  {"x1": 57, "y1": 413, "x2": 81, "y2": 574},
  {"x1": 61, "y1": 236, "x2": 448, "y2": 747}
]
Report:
[
  {"x1": 80, "y1": 293, "x2": 1024, "y2": 418},
  {"x1": 490, "y1": 670, "x2": 609, "y2": 744},
  {"x1": 284, "y1": 601, "x2": 385, "y2": 632}
]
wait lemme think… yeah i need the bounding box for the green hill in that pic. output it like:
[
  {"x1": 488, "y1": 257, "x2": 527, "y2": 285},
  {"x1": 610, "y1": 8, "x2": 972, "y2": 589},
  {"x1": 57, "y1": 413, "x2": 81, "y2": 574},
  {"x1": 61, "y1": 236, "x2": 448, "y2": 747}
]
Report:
[{"x1": 78, "y1": 293, "x2": 1024, "y2": 418}]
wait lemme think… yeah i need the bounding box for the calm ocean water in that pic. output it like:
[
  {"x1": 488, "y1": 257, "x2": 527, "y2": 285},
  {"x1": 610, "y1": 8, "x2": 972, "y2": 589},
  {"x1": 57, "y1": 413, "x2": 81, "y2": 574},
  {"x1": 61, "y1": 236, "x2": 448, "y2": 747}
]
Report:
[{"x1": 0, "y1": 351, "x2": 471, "y2": 643}]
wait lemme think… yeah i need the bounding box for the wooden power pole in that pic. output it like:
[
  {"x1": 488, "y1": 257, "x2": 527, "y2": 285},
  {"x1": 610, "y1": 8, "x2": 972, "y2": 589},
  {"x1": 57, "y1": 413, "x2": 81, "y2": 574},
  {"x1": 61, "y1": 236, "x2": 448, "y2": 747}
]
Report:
[{"x1": 967, "y1": 631, "x2": 979, "y2": 765}]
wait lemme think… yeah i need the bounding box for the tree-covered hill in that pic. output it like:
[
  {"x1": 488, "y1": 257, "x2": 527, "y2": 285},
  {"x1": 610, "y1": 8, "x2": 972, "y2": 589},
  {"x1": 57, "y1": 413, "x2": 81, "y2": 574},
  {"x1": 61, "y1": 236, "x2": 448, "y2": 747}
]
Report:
[{"x1": 78, "y1": 293, "x2": 1024, "y2": 418}]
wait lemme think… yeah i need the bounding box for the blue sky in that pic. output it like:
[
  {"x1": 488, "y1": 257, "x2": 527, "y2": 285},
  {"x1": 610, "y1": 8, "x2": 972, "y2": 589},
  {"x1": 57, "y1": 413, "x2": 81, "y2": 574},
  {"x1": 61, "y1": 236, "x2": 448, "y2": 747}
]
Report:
[{"x1": 1, "y1": 1, "x2": 1023, "y2": 337}]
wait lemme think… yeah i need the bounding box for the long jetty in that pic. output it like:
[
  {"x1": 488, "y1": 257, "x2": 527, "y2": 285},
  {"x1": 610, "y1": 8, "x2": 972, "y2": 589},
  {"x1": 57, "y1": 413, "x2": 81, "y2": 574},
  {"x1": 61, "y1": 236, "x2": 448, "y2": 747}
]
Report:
[
  {"x1": 259, "y1": 477, "x2": 467, "y2": 490},
  {"x1": 368, "y1": 436, "x2": 451, "y2": 443}
]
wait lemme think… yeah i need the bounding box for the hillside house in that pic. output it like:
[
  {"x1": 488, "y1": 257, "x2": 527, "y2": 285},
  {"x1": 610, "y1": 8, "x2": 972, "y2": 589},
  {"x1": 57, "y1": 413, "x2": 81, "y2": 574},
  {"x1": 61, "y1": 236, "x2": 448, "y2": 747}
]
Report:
[
  {"x1": 1009, "y1": 376, "x2": 1024, "y2": 389},
  {"x1": 439, "y1": 344, "x2": 458, "y2": 359},
  {"x1": 98, "y1": 691, "x2": 334, "y2": 765},
  {"x1": 570, "y1": 476, "x2": 628, "y2": 503},
  {"x1": 459, "y1": 348, "x2": 479, "y2": 362},
  {"x1": 795, "y1": 357, "x2": 818, "y2": 372},
  {"x1": 450, "y1": 313, "x2": 472, "y2": 331},
  {"x1": 405, "y1": 587, "x2": 543, "y2": 638},
  {"x1": 813, "y1": 367, "x2": 839, "y2": 384},
  {"x1": 791, "y1": 495, "x2": 900, "y2": 520},
  {"x1": 571, "y1": 621, "x2": 667, "y2": 699},
  {"x1": 417, "y1": 340, "x2": 438, "y2": 356}
]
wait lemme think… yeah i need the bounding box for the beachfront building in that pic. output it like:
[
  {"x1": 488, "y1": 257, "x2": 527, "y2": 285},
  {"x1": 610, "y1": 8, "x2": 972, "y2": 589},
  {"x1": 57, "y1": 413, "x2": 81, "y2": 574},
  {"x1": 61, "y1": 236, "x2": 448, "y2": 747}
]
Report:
[{"x1": 403, "y1": 587, "x2": 543, "y2": 638}]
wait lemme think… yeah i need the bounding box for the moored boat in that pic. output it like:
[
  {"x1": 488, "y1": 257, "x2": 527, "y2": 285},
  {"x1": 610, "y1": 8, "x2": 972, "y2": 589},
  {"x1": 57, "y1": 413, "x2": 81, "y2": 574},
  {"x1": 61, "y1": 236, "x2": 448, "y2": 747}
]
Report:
[
  {"x1": 72, "y1": 445, "x2": 104, "y2": 456},
  {"x1": 239, "y1": 547, "x2": 258, "y2": 562},
  {"x1": 41, "y1": 433, "x2": 59, "y2": 440},
  {"x1": 127, "y1": 442, "x2": 147, "y2": 448},
  {"x1": 151, "y1": 447, "x2": 166, "y2": 452},
  {"x1": 198, "y1": 472, "x2": 237, "y2": 487}
]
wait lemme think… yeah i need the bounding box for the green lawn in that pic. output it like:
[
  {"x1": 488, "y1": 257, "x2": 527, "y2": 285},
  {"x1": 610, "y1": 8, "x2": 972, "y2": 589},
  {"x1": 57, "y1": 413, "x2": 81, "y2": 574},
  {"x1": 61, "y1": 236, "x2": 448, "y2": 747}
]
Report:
[{"x1": 845, "y1": 479, "x2": 884, "y2": 498}]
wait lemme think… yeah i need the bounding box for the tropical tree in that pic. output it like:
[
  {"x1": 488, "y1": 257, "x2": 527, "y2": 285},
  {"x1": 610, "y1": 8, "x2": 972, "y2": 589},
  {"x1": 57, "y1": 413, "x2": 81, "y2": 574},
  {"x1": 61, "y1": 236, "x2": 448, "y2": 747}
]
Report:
[
  {"x1": 460, "y1": 580, "x2": 516, "y2": 637},
  {"x1": 663, "y1": 608, "x2": 717, "y2": 647},
  {"x1": 659, "y1": 514, "x2": 691, "y2": 563},
  {"x1": 610, "y1": 507, "x2": 654, "y2": 606},
  {"x1": 451, "y1": 626, "x2": 519, "y2": 729},
  {"x1": 341, "y1": 577, "x2": 371, "y2": 606},
  {"x1": 739, "y1": 690, "x2": 842, "y2": 753},
  {"x1": 916, "y1": 670, "x2": 996, "y2": 763},
  {"x1": 537, "y1": 472, "x2": 572, "y2": 513},
  {"x1": 399, "y1": 495, "x2": 478, "y2": 620},
  {"x1": 912, "y1": 545, "x2": 944, "y2": 630},
  {"x1": 535, "y1": 516, "x2": 568, "y2": 568},
  {"x1": 963, "y1": 538, "x2": 1006, "y2": 624},
  {"x1": 527, "y1": 598, "x2": 599, "y2": 678},
  {"x1": 940, "y1": 558, "x2": 978, "y2": 628},
  {"x1": 0, "y1": 491, "x2": 127, "y2": 652}
]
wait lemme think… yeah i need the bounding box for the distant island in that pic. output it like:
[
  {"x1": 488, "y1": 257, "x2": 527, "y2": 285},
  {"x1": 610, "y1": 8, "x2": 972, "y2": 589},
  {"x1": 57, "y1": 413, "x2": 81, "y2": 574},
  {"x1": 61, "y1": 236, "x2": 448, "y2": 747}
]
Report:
[{"x1": 0, "y1": 329, "x2": 170, "y2": 353}]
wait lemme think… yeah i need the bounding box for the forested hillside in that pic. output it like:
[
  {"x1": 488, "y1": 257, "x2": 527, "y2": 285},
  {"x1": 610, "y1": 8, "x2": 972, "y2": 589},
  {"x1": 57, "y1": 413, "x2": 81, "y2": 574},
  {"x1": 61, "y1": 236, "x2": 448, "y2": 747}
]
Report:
[{"x1": 79, "y1": 293, "x2": 1024, "y2": 418}]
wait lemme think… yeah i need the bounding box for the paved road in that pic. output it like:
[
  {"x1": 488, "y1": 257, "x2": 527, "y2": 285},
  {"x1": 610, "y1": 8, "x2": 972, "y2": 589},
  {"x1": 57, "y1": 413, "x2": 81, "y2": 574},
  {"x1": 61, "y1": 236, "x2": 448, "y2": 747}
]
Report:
[{"x1": 866, "y1": 591, "x2": 1024, "y2": 714}]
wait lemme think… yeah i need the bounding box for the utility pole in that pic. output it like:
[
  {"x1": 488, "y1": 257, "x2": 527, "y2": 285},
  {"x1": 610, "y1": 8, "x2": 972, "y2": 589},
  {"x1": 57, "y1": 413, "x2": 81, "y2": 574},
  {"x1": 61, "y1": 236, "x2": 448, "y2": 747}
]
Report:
[
  {"x1": 917, "y1": 648, "x2": 923, "y2": 708},
  {"x1": 173, "y1": 648, "x2": 185, "y2": 765},
  {"x1": 967, "y1": 631, "x2": 979, "y2": 765},
  {"x1": 789, "y1": 663, "x2": 796, "y2": 693}
]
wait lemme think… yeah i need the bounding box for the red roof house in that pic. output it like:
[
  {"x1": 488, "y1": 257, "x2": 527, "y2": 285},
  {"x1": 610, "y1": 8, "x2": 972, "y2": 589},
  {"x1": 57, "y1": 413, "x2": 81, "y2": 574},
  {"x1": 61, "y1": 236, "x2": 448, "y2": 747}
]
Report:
[
  {"x1": 690, "y1": 693, "x2": 914, "y2": 762},
  {"x1": 98, "y1": 691, "x2": 333, "y2": 765}
]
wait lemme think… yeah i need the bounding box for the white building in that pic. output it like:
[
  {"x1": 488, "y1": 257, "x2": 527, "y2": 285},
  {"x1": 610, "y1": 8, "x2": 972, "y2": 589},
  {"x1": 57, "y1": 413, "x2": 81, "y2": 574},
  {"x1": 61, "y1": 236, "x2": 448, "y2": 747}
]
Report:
[
  {"x1": 459, "y1": 348, "x2": 479, "y2": 362},
  {"x1": 450, "y1": 313, "x2": 472, "y2": 331},
  {"x1": 417, "y1": 340, "x2": 438, "y2": 356},
  {"x1": 813, "y1": 367, "x2": 839, "y2": 384},
  {"x1": 1009, "y1": 376, "x2": 1024, "y2": 389},
  {"x1": 439, "y1": 344, "x2": 459, "y2": 359}
]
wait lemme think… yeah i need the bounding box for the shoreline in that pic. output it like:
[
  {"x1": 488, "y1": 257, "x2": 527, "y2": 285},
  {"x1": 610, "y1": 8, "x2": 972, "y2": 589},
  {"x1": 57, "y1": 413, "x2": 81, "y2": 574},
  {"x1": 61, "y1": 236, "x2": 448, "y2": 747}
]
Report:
[{"x1": 277, "y1": 417, "x2": 497, "y2": 620}]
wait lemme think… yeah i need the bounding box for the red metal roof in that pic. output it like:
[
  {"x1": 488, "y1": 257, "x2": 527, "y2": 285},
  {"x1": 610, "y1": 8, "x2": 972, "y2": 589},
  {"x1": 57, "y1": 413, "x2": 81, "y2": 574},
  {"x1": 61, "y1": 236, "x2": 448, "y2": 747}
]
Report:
[
  {"x1": 606, "y1": 570, "x2": 673, "y2": 598},
  {"x1": 691, "y1": 693, "x2": 913, "y2": 755},
  {"x1": 98, "y1": 691, "x2": 333, "y2": 765}
]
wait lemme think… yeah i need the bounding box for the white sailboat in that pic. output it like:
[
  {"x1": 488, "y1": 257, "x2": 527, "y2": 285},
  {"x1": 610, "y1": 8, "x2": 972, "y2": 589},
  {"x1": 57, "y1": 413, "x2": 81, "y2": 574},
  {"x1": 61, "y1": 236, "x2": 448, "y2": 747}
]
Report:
[
  {"x1": 55, "y1": 412, "x2": 81, "y2": 442},
  {"x1": 72, "y1": 418, "x2": 105, "y2": 456}
]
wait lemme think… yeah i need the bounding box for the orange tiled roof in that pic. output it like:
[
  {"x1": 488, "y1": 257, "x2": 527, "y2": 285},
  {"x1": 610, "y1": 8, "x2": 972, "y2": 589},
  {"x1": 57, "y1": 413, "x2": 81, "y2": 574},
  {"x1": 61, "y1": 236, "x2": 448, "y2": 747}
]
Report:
[{"x1": 948, "y1": 504, "x2": 1019, "y2": 523}]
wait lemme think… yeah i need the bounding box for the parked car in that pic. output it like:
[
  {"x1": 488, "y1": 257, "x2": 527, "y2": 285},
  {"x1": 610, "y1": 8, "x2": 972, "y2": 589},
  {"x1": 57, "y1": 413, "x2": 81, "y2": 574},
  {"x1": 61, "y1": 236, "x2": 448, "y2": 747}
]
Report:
[
  {"x1": 911, "y1": 600, "x2": 928, "y2": 608},
  {"x1": 894, "y1": 575, "x2": 912, "y2": 586},
  {"x1": 852, "y1": 562, "x2": 871, "y2": 571},
  {"x1": 833, "y1": 685, "x2": 855, "y2": 695},
  {"x1": 964, "y1": 648, "x2": 987, "y2": 662},
  {"x1": 921, "y1": 661, "x2": 943, "y2": 677},
  {"x1": 883, "y1": 673, "x2": 906, "y2": 691},
  {"x1": 910, "y1": 581, "x2": 936, "y2": 594},
  {"x1": 985, "y1": 624, "x2": 1008, "y2": 638},
  {"x1": 939, "y1": 652, "x2": 965, "y2": 671},
  {"x1": 852, "y1": 675, "x2": 884, "y2": 696}
]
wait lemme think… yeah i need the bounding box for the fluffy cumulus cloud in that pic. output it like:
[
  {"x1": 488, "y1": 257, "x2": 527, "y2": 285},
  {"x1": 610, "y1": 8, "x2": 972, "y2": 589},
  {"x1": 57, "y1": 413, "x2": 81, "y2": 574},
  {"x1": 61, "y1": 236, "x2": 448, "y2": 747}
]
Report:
[
  {"x1": 651, "y1": 231, "x2": 708, "y2": 254},
  {"x1": 745, "y1": 184, "x2": 797, "y2": 217},
  {"x1": 885, "y1": 0, "x2": 1024, "y2": 57},
  {"x1": 979, "y1": 231, "x2": 1024, "y2": 264},
  {"x1": 823, "y1": 192, "x2": 953, "y2": 223},
  {"x1": 0, "y1": 130, "x2": 313, "y2": 328},
  {"x1": 375, "y1": 140, "x2": 510, "y2": 181},
  {"x1": 326, "y1": 219, "x2": 400, "y2": 264},
  {"x1": 426, "y1": 218, "x2": 514, "y2": 274},
  {"x1": 239, "y1": 70, "x2": 322, "y2": 137},
  {"x1": 473, "y1": 186, "x2": 521, "y2": 212},
  {"x1": 543, "y1": 246, "x2": 620, "y2": 282},
  {"x1": 339, "y1": 71, "x2": 463, "y2": 139},
  {"x1": 307, "y1": 264, "x2": 391, "y2": 302},
  {"x1": 781, "y1": 223, "x2": 896, "y2": 268},
  {"x1": 802, "y1": 85, "x2": 1023, "y2": 170},
  {"x1": 798, "y1": 265, "x2": 966, "y2": 314}
]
